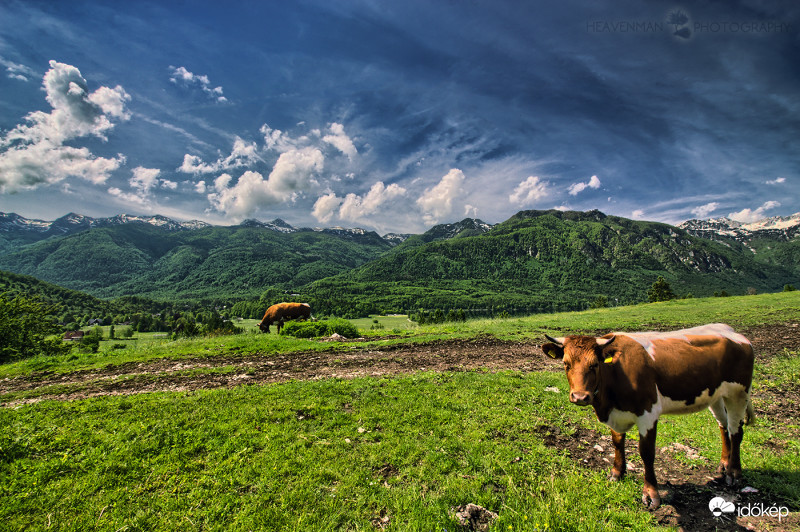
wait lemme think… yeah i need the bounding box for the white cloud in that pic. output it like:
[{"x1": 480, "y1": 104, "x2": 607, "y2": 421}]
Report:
[
  {"x1": 0, "y1": 60, "x2": 129, "y2": 192},
  {"x1": 207, "y1": 171, "x2": 275, "y2": 218},
  {"x1": 728, "y1": 201, "x2": 781, "y2": 223},
  {"x1": 322, "y1": 122, "x2": 357, "y2": 160},
  {"x1": 509, "y1": 176, "x2": 548, "y2": 207},
  {"x1": 169, "y1": 66, "x2": 227, "y2": 102},
  {"x1": 567, "y1": 175, "x2": 601, "y2": 196},
  {"x1": 194, "y1": 180, "x2": 207, "y2": 194},
  {"x1": 261, "y1": 124, "x2": 296, "y2": 153},
  {"x1": 108, "y1": 186, "x2": 145, "y2": 205},
  {"x1": 107, "y1": 166, "x2": 178, "y2": 206},
  {"x1": 313, "y1": 181, "x2": 407, "y2": 226},
  {"x1": 690, "y1": 202, "x2": 719, "y2": 219},
  {"x1": 179, "y1": 137, "x2": 260, "y2": 174},
  {"x1": 266, "y1": 147, "x2": 324, "y2": 197},
  {"x1": 213, "y1": 173, "x2": 232, "y2": 191},
  {"x1": 130, "y1": 167, "x2": 161, "y2": 195},
  {"x1": 765, "y1": 177, "x2": 786, "y2": 185},
  {"x1": 632, "y1": 209, "x2": 645, "y2": 219},
  {"x1": 208, "y1": 147, "x2": 324, "y2": 218},
  {"x1": 417, "y1": 168, "x2": 467, "y2": 225},
  {"x1": 339, "y1": 182, "x2": 406, "y2": 221},
  {"x1": 0, "y1": 56, "x2": 36, "y2": 82},
  {"x1": 312, "y1": 192, "x2": 343, "y2": 224}
]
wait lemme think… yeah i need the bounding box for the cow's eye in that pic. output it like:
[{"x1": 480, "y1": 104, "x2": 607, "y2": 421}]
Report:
[
  {"x1": 589, "y1": 362, "x2": 599, "y2": 371},
  {"x1": 564, "y1": 361, "x2": 571, "y2": 370}
]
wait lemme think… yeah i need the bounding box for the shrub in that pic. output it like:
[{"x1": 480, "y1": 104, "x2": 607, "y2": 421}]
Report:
[
  {"x1": 0, "y1": 293, "x2": 72, "y2": 363},
  {"x1": 589, "y1": 295, "x2": 608, "y2": 309},
  {"x1": 280, "y1": 319, "x2": 359, "y2": 339}
]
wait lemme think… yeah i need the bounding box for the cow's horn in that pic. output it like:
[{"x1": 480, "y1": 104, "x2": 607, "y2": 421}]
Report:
[{"x1": 545, "y1": 334, "x2": 565, "y2": 346}]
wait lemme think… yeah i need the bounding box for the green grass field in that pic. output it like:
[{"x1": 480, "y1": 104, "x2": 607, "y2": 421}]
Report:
[{"x1": 1, "y1": 292, "x2": 799, "y2": 531}]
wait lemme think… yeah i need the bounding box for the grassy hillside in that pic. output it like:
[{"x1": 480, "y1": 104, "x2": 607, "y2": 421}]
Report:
[
  {"x1": 1, "y1": 293, "x2": 798, "y2": 530},
  {"x1": 304, "y1": 210, "x2": 796, "y2": 316},
  {"x1": 0, "y1": 224, "x2": 392, "y2": 301}
]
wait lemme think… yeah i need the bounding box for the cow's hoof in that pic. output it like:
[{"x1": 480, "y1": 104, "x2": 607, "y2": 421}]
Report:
[
  {"x1": 608, "y1": 470, "x2": 625, "y2": 482},
  {"x1": 642, "y1": 488, "x2": 661, "y2": 510},
  {"x1": 725, "y1": 473, "x2": 742, "y2": 487}
]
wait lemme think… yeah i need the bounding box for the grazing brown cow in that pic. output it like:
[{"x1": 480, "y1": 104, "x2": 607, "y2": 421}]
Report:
[
  {"x1": 541, "y1": 323, "x2": 754, "y2": 510},
  {"x1": 258, "y1": 302, "x2": 312, "y2": 333}
]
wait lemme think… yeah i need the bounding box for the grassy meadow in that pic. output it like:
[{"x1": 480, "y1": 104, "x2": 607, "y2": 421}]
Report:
[{"x1": 1, "y1": 292, "x2": 799, "y2": 531}]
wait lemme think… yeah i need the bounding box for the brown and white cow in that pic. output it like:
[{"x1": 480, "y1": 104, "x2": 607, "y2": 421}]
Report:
[
  {"x1": 258, "y1": 302, "x2": 312, "y2": 333},
  {"x1": 541, "y1": 323, "x2": 754, "y2": 510}
]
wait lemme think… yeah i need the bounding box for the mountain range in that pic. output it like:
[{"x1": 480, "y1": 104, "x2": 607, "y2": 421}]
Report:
[
  {"x1": 679, "y1": 213, "x2": 800, "y2": 243},
  {"x1": 1, "y1": 210, "x2": 797, "y2": 315}
]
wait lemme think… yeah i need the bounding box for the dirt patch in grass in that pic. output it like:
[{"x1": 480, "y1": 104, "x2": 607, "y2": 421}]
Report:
[
  {"x1": 2, "y1": 324, "x2": 798, "y2": 407},
  {"x1": 0, "y1": 336, "x2": 557, "y2": 405},
  {"x1": 532, "y1": 422, "x2": 799, "y2": 531}
]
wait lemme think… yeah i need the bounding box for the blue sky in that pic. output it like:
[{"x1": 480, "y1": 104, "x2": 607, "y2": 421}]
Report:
[{"x1": 0, "y1": 0, "x2": 798, "y2": 233}]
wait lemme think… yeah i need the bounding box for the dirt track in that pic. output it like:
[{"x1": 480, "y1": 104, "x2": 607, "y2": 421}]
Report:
[{"x1": 1, "y1": 324, "x2": 798, "y2": 406}]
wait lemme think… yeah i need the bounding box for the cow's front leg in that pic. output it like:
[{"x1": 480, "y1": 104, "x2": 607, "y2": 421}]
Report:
[
  {"x1": 726, "y1": 421, "x2": 745, "y2": 485},
  {"x1": 716, "y1": 425, "x2": 732, "y2": 477},
  {"x1": 639, "y1": 423, "x2": 660, "y2": 510},
  {"x1": 609, "y1": 429, "x2": 626, "y2": 481}
]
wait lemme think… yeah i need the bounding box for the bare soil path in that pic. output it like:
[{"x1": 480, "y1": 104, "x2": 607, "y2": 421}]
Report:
[{"x1": 1, "y1": 325, "x2": 797, "y2": 406}]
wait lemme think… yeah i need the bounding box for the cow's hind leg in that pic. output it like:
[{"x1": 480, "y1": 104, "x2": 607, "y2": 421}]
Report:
[
  {"x1": 639, "y1": 423, "x2": 660, "y2": 510},
  {"x1": 708, "y1": 399, "x2": 731, "y2": 477}
]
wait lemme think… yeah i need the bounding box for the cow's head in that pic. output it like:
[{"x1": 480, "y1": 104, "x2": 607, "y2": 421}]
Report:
[
  {"x1": 258, "y1": 320, "x2": 271, "y2": 333},
  {"x1": 542, "y1": 334, "x2": 615, "y2": 406}
]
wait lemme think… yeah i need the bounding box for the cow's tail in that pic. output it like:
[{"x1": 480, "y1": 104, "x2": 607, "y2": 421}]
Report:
[{"x1": 744, "y1": 396, "x2": 755, "y2": 426}]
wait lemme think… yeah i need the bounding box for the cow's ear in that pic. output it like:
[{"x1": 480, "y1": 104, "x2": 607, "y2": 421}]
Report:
[
  {"x1": 596, "y1": 335, "x2": 615, "y2": 347},
  {"x1": 542, "y1": 343, "x2": 564, "y2": 360},
  {"x1": 596, "y1": 335, "x2": 616, "y2": 363}
]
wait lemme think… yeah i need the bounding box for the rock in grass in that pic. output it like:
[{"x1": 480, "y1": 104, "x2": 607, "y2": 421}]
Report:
[{"x1": 453, "y1": 503, "x2": 498, "y2": 531}]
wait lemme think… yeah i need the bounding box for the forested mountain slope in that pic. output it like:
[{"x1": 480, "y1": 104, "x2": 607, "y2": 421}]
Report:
[
  {"x1": 304, "y1": 210, "x2": 795, "y2": 316},
  {"x1": 0, "y1": 223, "x2": 392, "y2": 301}
]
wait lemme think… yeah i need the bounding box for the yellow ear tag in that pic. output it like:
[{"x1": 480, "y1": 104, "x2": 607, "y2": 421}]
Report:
[
  {"x1": 604, "y1": 356, "x2": 614, "y2": 364},
  {"x1": 548, "y1": 350, "x2": 557, "y2": 358}
]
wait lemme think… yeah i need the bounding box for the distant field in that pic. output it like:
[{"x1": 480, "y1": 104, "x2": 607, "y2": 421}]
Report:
[
  {"x1": 1, "y1": 292, "x2": 799, "y2": 530},
  {"x1": 349, "y1": 314, "x2": 417, "y2": 333}
]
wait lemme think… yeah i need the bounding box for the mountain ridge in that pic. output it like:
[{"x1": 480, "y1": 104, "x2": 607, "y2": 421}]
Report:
[
  {"x1": 679, "y1": 213, "x2": 800, "y2": 243},
  {"x1": 1, "y1": 209, "x2": 797, "y2": 313}
]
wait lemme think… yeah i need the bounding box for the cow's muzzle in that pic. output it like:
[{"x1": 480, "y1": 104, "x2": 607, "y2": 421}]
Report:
[{"x1": 569, "y1": 391, "x2": 593, "y2": 406}]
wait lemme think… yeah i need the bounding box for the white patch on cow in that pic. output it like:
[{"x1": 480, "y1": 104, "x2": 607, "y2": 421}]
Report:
[
  {"x1": 606, "y1": 403, "x2": 661, "y2": 436},
  {"x1": 606, "y1": 408, "x2": 638, "y2": 434},
  {"x1": 685, "y1": 323, "x2": 751, "y2": 345},
  {"x1": 603, "y1": 381, "x2": 750, "y2": 437},
  {"x1": 616, "y1": 323, "x2": 750, "y2": 361}
]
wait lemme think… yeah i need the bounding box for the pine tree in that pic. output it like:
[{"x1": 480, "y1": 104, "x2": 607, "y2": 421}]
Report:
[{"x1": 647, "y1": 277, "x2": 676, "y2": 302}]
